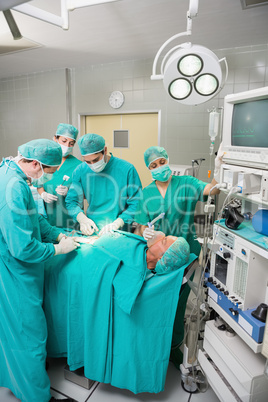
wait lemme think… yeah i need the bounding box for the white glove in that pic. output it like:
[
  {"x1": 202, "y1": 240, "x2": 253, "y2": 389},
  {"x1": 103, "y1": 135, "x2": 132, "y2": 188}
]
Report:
[
  {"x1": 54, "y1": 237, "x2": 80, "y2": 255},
  {"x1": 40, "y1": 191, "x2": 58, "y2": 203},
  {"x1": 76, "y1": 212, "x2": 99, "y2": 236},
  {"x1": 99, "y1": 218, "x2": 124, "y2": 236},
  {"x1": 56, "y1": 233, "x2": 67, "y2": 242},
  {"x1": 55, "y1": 185, "x2": 68, "y2": 196},
  {"x1": 214, "y1": 142, "x2": 225, "y2": 182},
  {"x1": 143, "y1": 225, "x2": 155, "y2": 241}
]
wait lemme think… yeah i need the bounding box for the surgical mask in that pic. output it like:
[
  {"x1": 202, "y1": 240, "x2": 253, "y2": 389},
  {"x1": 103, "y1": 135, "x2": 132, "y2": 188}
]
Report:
[
  {"x1": 89, "y1": 155, "x2": 107, "y2": 173},
  {"x1": 58, "y1": 142, "x2": 73, "y2": 157},
  {"x1": 151, "y1": 164, "x2": 172, "y2": 182},
  {"x1": 30, "y1": 164, "x2": 53, "y2": 187}
]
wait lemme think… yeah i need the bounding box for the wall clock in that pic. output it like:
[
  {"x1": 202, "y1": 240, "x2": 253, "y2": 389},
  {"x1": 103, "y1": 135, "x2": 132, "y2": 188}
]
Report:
[{"x1": 109, "y1": 90, "x2": 124, "y2": 109}]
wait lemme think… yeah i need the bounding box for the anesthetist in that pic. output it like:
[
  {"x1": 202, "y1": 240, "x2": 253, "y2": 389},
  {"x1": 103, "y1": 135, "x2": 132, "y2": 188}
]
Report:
[
  {"x1": 135, "y1": 145, "x2": 223, "y2": 255},
  {"x1": 66, "y1": 133, "x2": 142, "y2": 236},
  {"x1": 37, "y1": 123, "x2": 82, "y2": 229},
  {"x1": 134, "y1": 145, "x2": 223, "y2": 368},
  {"x1": 0, "y1": 139, "x2": 79, "y2": 402}
]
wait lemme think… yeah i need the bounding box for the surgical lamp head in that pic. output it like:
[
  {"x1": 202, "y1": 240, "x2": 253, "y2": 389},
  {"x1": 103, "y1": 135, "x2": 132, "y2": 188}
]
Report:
[{"x1": 163, "y1": 43, "x2": 225, "y2": 105}]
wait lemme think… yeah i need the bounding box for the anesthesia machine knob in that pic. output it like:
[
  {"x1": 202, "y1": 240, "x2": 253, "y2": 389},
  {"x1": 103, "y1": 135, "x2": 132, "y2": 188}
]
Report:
[{"x1": 223, "y1": 252, "x2": 231, "y2": 259}]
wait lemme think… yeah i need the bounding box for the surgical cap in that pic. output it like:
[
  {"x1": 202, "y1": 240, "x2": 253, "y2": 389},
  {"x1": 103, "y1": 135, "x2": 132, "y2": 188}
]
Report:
[
  {"x1": 78, "y1": 133, "x2": 105, "y2": 156},
  {"x1": 144, "y1": 146, "x2": 169, "y2": 168},
  {"x1": 155, "y1": 237, "x2": 190, "y2": 275},
  {"x1": 18, "y1": 139, "x2": 62, "y2": 166},
  {"x1": 56, "y1": 123, "x2": 79, "y2": 141}
]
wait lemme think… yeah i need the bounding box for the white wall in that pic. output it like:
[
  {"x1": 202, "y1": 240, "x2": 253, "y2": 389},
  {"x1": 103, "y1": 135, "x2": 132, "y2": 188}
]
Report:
[
  {"x1": 0, "y1": 69, "x2": 67, "y2": 157},
  {"x1": 0, "y1": 44, "x2": 268, "y2": 183}
]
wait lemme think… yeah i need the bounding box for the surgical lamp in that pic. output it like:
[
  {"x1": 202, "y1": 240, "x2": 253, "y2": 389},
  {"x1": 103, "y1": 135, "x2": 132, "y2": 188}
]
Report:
[{"x1": 151, "y1": 0, "x2": 228, "y2": 105}]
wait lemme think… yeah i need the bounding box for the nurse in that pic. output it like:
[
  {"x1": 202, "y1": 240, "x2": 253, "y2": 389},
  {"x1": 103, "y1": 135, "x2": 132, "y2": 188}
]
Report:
[
  {"x1": 134, "y1": 145, "x2": 223, "y2": 367},
  {"x1": 135, "y1": 146, "x2": 222, "y2": 255},
  {"x1": 0, "y1": 139, "x2": 78, "y2": 402},
  {"x1": 37, "y1": 123, "x2": 82, "y2": 229},
  {"x1": 66, "y1": 133, "x2": 142, "y2": 236}
]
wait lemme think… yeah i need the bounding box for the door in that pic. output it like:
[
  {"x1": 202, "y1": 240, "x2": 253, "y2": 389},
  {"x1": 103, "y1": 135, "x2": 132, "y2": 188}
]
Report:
[{"x1": 85, "y1": 113, "x2": 159, "y2": 187}]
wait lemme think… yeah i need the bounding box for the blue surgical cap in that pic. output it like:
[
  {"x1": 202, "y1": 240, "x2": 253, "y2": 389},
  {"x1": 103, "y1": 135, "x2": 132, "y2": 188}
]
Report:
[
  {"x1": 18, "y1": 139, "x2": 62, "y2": 166},
  {"x1": 56, "y1": 123, "x2": 79, "y2": 141},
  {"x1": 155, "y1": 237, "x2": 190, "y2": 275},
  {"x1": 78, "y1": 133, "x2": 105, "y2": 156},
  {"x1": 144, "y1": 146, "x2": 169, "y2": 168}
]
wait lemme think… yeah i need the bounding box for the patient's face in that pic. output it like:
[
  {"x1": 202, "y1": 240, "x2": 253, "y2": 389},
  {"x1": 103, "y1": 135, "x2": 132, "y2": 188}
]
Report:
[{"x1": 146, "y1": 235, "x2": 177, "y2": 270}]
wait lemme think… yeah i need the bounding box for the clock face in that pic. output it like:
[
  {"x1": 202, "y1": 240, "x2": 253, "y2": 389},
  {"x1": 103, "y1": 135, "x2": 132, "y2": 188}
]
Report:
[{"x1": 109, "y1": 91, "x2": 124, "y2": 109}]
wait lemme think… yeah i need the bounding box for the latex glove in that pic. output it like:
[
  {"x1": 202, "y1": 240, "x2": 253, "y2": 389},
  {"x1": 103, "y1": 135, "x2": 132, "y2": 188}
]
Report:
[
  {"x1": 56, "y1": 233, "x2": 67, "y2": 242},
  {"x1": 54, "y1": 237, "x2": 80, "y2": 255},
  {"x1": 143, "y1": 225, "x2": 155, "y2": 241},
  {"x1": 76, "y1": 212, "x2": 99, "y2": 236},
  {"x1": 214, "y1": 142, "x2": 225, "y2": 182},
  {"x1": 55, "y1": 185, "x2": 68, "y2": 196},
  {"x1": 99, "y1": 218, "x2": 124, "y2": 236},
  {"x1": 40, "y1": 191, "x2": 58, "y2": 203}
]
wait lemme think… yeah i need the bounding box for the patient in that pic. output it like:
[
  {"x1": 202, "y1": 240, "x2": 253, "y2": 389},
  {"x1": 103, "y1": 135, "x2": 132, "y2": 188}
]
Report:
[
  {"x1": 74, "y1": 229, "x2": 190, "y2": 274},
  {"x1": 145, "y1": 231, "x2": 190, "y2": 273}
]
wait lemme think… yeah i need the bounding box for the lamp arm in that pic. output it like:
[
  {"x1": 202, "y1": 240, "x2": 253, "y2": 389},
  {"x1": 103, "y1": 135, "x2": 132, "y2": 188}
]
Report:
[
  {"x1": 218, "y1": 57, "x2": 229, "y2": 88},
  {"x1": 13, "y1": 0, "x2": 69, "y2": 29},
  {"x1": 151, "y1": 30, "x2": 191, "y2": 80}
]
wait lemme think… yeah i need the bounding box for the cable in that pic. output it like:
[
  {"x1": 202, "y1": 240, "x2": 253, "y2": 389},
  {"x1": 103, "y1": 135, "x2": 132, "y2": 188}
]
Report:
[{"x1": 181, "y1": 184, "x2": 243, "y2": 391}]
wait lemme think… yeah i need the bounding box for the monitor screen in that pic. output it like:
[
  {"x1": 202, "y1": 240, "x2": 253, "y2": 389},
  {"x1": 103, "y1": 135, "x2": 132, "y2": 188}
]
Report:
[
  {"x1": 215, "y1": 254, "x2": 227, "y2": 285},
  {"x1": 231, "y1": 99, "x2": 268, "y2": 148}
]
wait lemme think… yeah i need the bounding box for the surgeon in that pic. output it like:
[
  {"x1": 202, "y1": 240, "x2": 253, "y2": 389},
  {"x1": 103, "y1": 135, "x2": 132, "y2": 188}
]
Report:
[
  {"x1": 134, "y1": 145, "x2": 223, "y2": 368},
  {"x1": 66, "y1": 133, "x2": 142, "y2": 236},
  {"x1": 36, "y1": 123, "x2": 82, "y2": 229},
  {"x1": 0, "y1": 139, "x2": 79, "y2": 402}
]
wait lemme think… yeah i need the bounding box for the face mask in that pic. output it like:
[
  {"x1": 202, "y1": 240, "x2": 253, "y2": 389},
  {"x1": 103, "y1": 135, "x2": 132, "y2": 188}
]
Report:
[
  {"x1": 59, "y1": 143, "x2": 73, "y2": 157},
  {"x1": 151, "y1": 164, "x2": 172, "y2": 182},
  {"x1": 89, "y1": 155, "x2": 107, "y2": 173},
  {"x1": 31, "y1": 164, "x2": 53, "y2": 187}
]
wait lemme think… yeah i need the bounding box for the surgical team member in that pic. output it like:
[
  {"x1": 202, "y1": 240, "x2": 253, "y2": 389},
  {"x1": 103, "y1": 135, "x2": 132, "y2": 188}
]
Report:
[
  {"x1": 134, "y1": 145, "x2": 223, "y2": 368},
  {"x1": 135, "y1": 145, "x2": 222, "y2": 255},
  {"x1": 0, "y1": 139, "x2": 79, "y2": 402},
  {"x1": 37, "y1": 123, "x2": 82, "y2": 229},
  {"x1": 66, "y1": 133, "x2": 142, "y2": 236}
]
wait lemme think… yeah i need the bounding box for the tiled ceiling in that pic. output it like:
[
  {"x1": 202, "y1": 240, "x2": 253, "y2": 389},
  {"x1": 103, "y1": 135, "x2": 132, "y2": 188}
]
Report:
[{"x1": 0, "y1": 0, "x2": 267, "y2": 79}]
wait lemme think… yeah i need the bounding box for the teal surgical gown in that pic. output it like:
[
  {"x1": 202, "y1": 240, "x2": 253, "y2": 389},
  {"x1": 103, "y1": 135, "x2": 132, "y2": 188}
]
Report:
[
  {"x1": 135, "y1": 175, "x2": 207, "y2": 359},
  {"x1": 135, "y1": 175, "x2": 207, "y2": 256},
  {"x1": 66, "y1": 154, "x2": 142, "y2": 230},
  {"x1": 43, "y1": 155, "x2": 81, "y2": 229},
  {"x1": 0, "y1": 159, "x2": 62, "y2": 402}
]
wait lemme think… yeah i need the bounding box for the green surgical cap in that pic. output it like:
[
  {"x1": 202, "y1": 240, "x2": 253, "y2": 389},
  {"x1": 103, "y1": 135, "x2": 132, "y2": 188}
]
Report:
[
  {"x1": 78, "y1": 133, "x2": 105, "y2": 156},
  {"x1": 56, "y1": 123, "x2": 78, "y2": 141},
  {"x1": 144, "y1": 146, "x2": 169, "y2": 168},
  {"x1": 155, "y1": 237, "x2": 190, "y2": 275},
  {"x1": 18, "y1": 139, "x2": 62, "y2": 166}
]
